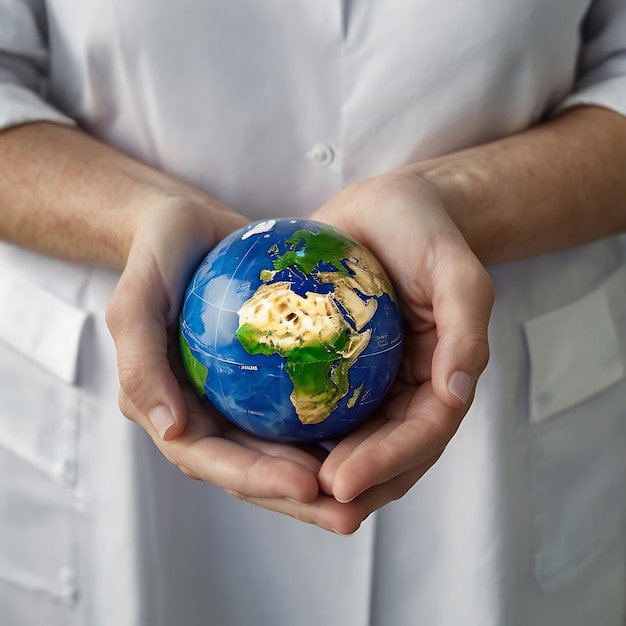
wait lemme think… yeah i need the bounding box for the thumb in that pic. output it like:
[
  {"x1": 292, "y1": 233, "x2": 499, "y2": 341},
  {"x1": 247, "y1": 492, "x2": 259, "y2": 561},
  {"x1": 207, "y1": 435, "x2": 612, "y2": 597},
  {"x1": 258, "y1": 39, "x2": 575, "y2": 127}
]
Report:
[
  {"x1": 429, "y1": 242, "x2": 494, "y2": 408},
  {"x1": 106, "y1": 261, "x2": 187, "y2": 441}
]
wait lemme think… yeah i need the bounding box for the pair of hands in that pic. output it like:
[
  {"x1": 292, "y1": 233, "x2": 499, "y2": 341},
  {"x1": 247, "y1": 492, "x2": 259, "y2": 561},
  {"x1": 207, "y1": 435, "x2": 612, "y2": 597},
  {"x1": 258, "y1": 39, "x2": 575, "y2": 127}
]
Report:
[{"x1": 105, "y1": 172, "x2": 493, "y2": 535}]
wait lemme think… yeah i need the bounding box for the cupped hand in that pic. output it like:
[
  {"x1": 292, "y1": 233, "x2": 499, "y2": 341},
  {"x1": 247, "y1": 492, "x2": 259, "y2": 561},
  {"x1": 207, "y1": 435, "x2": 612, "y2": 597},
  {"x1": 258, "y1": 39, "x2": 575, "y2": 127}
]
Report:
[
  {"x1": 105, "y1": 195, "x2": 325, "y2": 506},
  {"x1": 105, "y1": 171, "x2": 493, "y2": 534},
  {"x1": 279, "y1": 171, "x2": 494, "y2": 533}
]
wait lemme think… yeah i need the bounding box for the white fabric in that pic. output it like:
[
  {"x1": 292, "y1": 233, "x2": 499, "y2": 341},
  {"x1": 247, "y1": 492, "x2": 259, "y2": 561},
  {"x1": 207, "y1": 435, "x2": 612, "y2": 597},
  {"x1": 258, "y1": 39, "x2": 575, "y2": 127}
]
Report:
[
  {"x1": 0, "y1": 1, "x2": 625, "y2": 625},
  {"x1": 0, "y1": 263, "x2": 88, "y2": 385},
  {"x1": 523, "y1": 276, "x2": 625, "y2": 425}
]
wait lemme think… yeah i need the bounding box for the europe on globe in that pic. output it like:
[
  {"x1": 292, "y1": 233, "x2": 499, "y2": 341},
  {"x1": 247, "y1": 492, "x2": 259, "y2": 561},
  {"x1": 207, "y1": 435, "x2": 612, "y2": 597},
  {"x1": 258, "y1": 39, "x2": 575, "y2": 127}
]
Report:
[{"x1": 179, "y1": 218, "x2": 404, "y2": 443}]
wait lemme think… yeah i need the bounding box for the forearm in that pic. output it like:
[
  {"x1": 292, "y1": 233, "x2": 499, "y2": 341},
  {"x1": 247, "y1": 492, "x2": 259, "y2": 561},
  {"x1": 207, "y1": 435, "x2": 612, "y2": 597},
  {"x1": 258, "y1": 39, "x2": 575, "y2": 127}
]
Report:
[
  {"x1": 411, "y1": 106, "x2": 626, "y2": 265},
  {"x1": 0, "y1": 122, "x2": 226, "y2": 269}
]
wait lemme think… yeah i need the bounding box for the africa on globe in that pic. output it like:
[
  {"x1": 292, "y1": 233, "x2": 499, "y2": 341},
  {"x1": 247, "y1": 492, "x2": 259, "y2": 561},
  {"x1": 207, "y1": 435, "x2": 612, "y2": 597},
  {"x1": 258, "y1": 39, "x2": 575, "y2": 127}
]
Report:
[{"x1": 179, "y1": 218, "x2": 403, "y2": 443}]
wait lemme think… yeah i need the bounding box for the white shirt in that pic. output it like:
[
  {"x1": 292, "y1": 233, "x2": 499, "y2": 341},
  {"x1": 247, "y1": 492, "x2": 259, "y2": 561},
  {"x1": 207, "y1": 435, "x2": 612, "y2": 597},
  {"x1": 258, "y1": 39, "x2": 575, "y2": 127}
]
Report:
[{"x1": 1, "y1": 2, "x2": 625, "y2": 625}]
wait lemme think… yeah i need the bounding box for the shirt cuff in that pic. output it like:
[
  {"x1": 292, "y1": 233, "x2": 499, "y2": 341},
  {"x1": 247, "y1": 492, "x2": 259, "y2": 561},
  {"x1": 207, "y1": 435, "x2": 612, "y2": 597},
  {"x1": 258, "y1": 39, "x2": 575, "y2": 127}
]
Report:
[
  {"x1": 0, "y1": 82, "x2": 76, "y2": 132},
  {"x1": 555, "y1": 75, "x2": 626, "y2": 119}
]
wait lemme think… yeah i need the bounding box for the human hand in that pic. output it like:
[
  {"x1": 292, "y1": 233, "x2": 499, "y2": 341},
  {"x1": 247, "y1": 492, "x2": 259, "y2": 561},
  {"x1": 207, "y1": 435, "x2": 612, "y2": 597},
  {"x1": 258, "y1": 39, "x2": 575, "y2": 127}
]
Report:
[
  {"x1": 105, "y1": 195, "x2": 326, "y2": 505},
  {"x1": 271, "y1": 172, "x2": 493, "y2": 533}
]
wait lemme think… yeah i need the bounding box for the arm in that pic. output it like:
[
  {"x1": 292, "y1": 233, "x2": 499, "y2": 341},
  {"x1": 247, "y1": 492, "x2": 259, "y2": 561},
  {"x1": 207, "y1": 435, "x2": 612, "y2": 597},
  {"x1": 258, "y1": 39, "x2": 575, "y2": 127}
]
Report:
[
  {"x1": 0, "y1": 121, "x2": 328, "y2": 508},
  {"x1": 418, "y1": 0, "x2": 626, "y2": 263},
  {"x1": 305, "y1": 7, "x2": 626, "y2": 527},
  {"x1": 0, "y1": 121, "x2": 245, "y2": 436},
  {"x1": 0, "y1": 2, "x2": 330, "y2": 523},
  {"x1": 0, "y1": 2, "x2": 338, "y2": 525},
  {"x1": 306, "y1": 105, "x2": 626, "y2": 533},
  {"x1": 414, "y1": 106, "x2": 626, "y2": 265},
  {"x1": 0, "y1": 121, "x2": 238, "y2": 267}
]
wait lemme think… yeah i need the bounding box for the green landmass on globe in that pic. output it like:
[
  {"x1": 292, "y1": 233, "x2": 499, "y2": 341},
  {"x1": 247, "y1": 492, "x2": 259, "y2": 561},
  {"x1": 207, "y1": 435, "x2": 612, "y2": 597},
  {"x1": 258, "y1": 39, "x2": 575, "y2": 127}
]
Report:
[
  {"x1": 235, "y1": 228, "x2": 396, "y2": 425},
  {"x1": 180, "y1": 332, "x2": 208, "y2": 397}
]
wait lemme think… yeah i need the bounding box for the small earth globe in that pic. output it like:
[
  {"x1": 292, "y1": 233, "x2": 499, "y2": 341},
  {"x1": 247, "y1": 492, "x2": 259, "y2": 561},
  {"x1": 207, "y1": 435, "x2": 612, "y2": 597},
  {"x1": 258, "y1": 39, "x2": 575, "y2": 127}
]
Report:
[{"x1": 179, "y1": 217, "x2": 404, "y2": 443}]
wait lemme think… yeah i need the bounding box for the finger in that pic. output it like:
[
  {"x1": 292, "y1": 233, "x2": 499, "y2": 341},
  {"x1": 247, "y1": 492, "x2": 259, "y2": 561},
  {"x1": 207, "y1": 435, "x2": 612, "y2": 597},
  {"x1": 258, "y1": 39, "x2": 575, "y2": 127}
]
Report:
[
  {"x1": 106, "y1": 263, "x2": 187, "y2": 440},
  {"x1": 248, "y1": 451, "x2": 440, "y2": 535},
  {"x1": 224, "y1": 428, "x2": 326, "y2": 474},
  {"x1": 171, "y1": 436, "x2": 321, "y2": 504},
  {"x1": 171, "y1": 433, "x2": 321, "y2": 504},
  {"x1": 396, "y1": 326, "x2": 438, "y2": 385},
  {"x1": 331, "y1": 456, "x2": 440, "y2": 533},
  {"x1": 174, "y1": 374, "x2": 329, "y2": 474},
  {"x1": 317, "y1": 413, "x2": 385, "y2": 496},
  {"x1": 317, "y1": 386, "x2": 419, "y2": 498},
  {"x1": 428, "y1": 237, "x2": 494, "y2": 407},
  {"x1": 121, "y1": 386, "x2": 321, "y2": 503},
  {"x1": 245, "y1": 492, "x2": 367, "y2": 535},
  {"x1": 322, "y1": 382, "x2": 466, "y2": 504}
]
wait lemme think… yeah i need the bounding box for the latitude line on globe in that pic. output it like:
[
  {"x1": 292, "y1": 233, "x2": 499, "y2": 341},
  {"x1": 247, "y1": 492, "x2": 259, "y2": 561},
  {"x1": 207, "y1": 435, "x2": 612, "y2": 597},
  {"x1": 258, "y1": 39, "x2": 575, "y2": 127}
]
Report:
[
  {"x1": 355, "y1": 343, "x2": 404, "y2": 357},
  {"x1": 188, "y1": 295, "x2": 237, "y2": 312}
]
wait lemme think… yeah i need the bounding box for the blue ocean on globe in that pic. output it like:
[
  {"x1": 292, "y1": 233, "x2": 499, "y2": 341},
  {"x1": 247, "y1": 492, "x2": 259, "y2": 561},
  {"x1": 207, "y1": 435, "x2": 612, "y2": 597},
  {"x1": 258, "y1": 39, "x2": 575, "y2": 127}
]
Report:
[{"x1": 179, "y1": 217, "x2": 403, "y2": 443}]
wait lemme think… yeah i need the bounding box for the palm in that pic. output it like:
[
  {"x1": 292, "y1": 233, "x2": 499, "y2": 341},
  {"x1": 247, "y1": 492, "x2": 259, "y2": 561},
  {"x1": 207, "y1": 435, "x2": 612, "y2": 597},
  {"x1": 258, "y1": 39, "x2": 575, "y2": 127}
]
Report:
[
  {"x1": 107, "y1": 200, "x2": 332, "y2": 505},
  {"x1": 304, "y1": 172, "x2": 493, "y2": 526},
  {"x1": 167, "y1": 326, "x2": 327, "y2": 491},
  {"x1": 316, "y1": 301, "x2": 459, "y2": 506}
]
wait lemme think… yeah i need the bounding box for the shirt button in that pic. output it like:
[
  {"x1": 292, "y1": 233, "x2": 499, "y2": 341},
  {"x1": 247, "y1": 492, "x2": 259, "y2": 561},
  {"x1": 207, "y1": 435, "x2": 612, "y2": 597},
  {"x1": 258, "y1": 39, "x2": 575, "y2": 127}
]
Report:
[{"x1": 307, "y1": 144, "x2": 334, "y2": 166}]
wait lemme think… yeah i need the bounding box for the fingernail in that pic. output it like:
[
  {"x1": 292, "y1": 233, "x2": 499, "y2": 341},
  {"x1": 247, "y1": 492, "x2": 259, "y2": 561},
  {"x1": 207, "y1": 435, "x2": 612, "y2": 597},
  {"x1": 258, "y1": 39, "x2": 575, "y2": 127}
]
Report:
[
  {"x1": 148, "y1": 405, "x2": 176, "y2": 440},
  {"x1": 335, "y1": 488, "x2": 365, "y2": 504},
  {"x1": 448, "y1": 371, "x2": 473, "y2": 404},
  {"x1": 335, "y1": 494, "x2": 358, "y2": 504},
  {"x1": 331, "y1": 528, "x2": 355, "y2": 536}
]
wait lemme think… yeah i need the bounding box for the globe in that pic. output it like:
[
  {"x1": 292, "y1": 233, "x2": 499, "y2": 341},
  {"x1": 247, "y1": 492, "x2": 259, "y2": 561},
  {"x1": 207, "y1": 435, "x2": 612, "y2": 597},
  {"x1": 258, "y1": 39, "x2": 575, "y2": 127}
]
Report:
[{"x1": 179, "y1": 218, "x2": 404, "y2": 443}]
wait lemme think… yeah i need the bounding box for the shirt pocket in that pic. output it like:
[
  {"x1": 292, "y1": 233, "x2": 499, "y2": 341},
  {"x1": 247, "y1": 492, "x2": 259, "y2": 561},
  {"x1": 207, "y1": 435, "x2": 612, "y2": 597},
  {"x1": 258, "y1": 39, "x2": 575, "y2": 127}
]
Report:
[
  {"x1": 0, "y1": 264, "x2": 88, "y2": 604},
  {"x1": 523, "y1": 266, "x2": 626, "y2": 590}
]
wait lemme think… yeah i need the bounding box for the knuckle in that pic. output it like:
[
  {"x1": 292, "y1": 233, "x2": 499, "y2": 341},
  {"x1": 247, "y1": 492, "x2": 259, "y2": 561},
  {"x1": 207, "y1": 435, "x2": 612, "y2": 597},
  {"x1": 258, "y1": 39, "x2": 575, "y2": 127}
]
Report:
[
  {"x1": 468, "y1": 329, "x2": 491, "y2": 373},
  {"x1": 117, "y1": 355, "x2": 145, "y2": 401},
  {"x1": 473, "y1": 335, "x2": 491, "y2": 371}
]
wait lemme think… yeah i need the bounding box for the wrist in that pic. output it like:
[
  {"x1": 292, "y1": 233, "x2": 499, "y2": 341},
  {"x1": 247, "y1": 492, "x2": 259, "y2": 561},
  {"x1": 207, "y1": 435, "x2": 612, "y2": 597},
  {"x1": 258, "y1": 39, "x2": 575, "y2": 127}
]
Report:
[
  {"x1": 408, "y1": 158, "x2": 496, "y2": 263},
  {"x1": 112, "y1": 165, "x2": 247, "y2": 270},
  {"x1": 404, "y1": 106, "x2": 626, "y2": 266}
]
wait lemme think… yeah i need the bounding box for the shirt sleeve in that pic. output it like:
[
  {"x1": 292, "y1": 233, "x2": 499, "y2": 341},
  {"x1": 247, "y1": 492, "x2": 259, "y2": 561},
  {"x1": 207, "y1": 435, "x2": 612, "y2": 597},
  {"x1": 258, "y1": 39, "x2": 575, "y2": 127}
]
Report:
[
  {"x1": 557, "y1": 0, "x2": 626, "y2": 116},
  {"x1": 0, "y1": 0, "x2": 75, "y2": 131}
]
